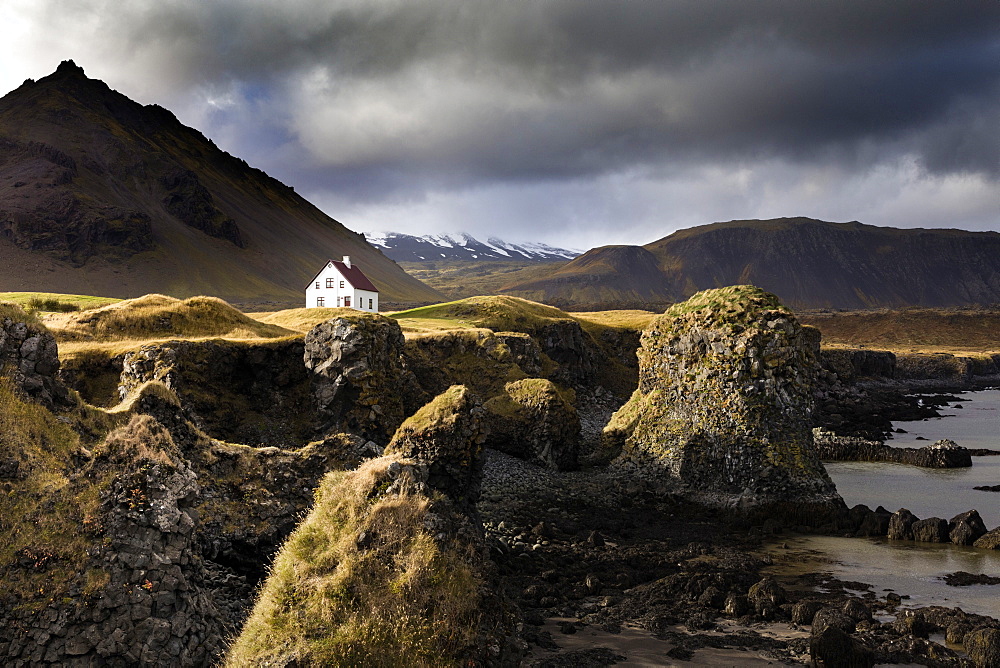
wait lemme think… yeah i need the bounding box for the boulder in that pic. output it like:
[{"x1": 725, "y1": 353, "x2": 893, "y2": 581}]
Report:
[
  {"x1": 0, "y1": 307, "x2": 70, "y2": 408},
  {"x1": 304, "y1": 314, "x2": 422, "y2": 443},
  {"x1": 974, "y1": 528, "x2": 1000, "y2": 550},
  {"x1": 606, "y1": 286, "x2": 843, "y2": 520},
  {"x1": 855, "y1": 507, "x2": 891, "y2": 537},
  {"x1": 964, "y1": 628, "x2": 1000, "y2": 668},
  {"x1": 888, "y1": 509, "x2": 919, "y2": 540},
  {"x1": 483, "y1": 378, "x2": 580, "y2": 470},
  {"x1": 810, "y1": 627, "x2": 875, "y2": 668},
  {"x1": 812, "y1": 607, "x2": 857, "y2": 636},
  {"x1": 384, "y1": 385, "x2": 488, "y2": 517},
  {"x1": 949, "y1": 510, "x2": 988, "y2": 546},
  {"x1": 911, "y1": 517, "x2": 949, "y2": 543},
  {"x1": 792, "y1": 600, "x2": 825, "y2": 625}
]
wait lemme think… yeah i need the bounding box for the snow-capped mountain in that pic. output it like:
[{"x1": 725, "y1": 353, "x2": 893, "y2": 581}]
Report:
[{"x1": 364, "y1": 232, "x2": 582, "y2": 262}]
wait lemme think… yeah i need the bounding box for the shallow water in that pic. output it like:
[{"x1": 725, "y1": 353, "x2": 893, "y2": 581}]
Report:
[
  {"x1": 782, "y1": 390, "x2": 1000, "y2": 617},
  {"x1": 768, "y1": 535, "x2": 1000, "y2": 619},
  {"x1": 826, "y1": 388, "x2": 1000, "y2": 527}
]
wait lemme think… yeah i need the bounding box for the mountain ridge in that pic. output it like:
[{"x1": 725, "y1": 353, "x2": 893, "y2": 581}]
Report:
[
  {"x1": 502, "y1": 217, "x2": 1000, "y2": 310},
  {"x1": 0, "y1": 61, "x2": 442, "y2": 307}
]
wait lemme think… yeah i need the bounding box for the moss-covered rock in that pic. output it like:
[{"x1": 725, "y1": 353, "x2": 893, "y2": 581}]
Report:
[
  {"x1": 305, "y1": 314, "x2": 424, "y2": 444},
  {"x1": 483, "y1": 378, "x2": 580, "y2": 470},
  {"x1": 384, "y1": 385, "x2": 488, "y2": 517},
  {"x1": 607, "y1": 286, "x2": 843, "y2": 521},
  {"x1": 227, "y1": 387, "x2": 519, "y2": 667}
]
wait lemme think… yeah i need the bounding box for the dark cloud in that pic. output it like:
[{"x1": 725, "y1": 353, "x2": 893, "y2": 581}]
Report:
[{"x1": 2, "y1": 0, "x2": 998, "y2": 243}]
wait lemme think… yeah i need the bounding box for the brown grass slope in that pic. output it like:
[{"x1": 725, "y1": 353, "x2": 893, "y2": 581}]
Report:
[
  {"x1": 502, "y1": 218, "x2": 1000, "y2": 310},
  {"x1": 0, "y1": 61, "x2": 442, "y2": 307}
]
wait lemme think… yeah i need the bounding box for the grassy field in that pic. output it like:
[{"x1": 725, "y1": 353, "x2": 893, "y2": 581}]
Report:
[
  {"x1": 0, "y1": 291, "x2": 121, "y2": 312},
  {"x1": 798, "y1": 309, "x2": 1000, "y2": 355}
]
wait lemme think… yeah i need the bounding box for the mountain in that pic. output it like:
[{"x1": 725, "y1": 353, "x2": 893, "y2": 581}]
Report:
[
  {"x1": 502, "y1": 218, "x2": 1000, "y2": 310},
  {"x1": 364, "y1": 231, "x2": 581, "y2": 262},
  {"x1": 0, "y1": 61, "x2": 442, "y2": 307}
]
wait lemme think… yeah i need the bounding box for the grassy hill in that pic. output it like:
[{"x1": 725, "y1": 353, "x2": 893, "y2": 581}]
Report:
[
  {"x1": 0, "y1": 61, "x2": 442, "y2": 308},
  {"x1": 501, "y1": 218, "x2": 1000, "y2": 310}
]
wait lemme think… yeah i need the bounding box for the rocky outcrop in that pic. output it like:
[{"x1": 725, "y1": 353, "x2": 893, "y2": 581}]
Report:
[
  {"x1": 483, "y1": 378, "x2": 580, "y2": 471},
  {"x1": 403, "y1": 329, "x2": 541, "y2": 400},
  {"x1": 949, "y1": 510, "x2": 988, "y2": 546},
  {"x1": 0, "y1": 308, "x2": 70, "y2": 407},
  {"x1": 0, "y1": 415, "x2": 239, "y2": 666},
  {"x1": 384, "y1": 385, "x2": 488, "y2": 517},
  {"x1": 304, "y1": 314, "x2": 423, "y2": 444},
  {"x1": 814, "y1": 430, "x2": 973, "y2": 468},
  {"x1": 118, "y1": 338, "x2": 314, "y2": 447},
  {"x1": 228, "y1": 385, "x2": 521, "y2": 667},
  {"x1": 820, "y1": 348, "x2": 896, "y2": 383},
  {"x1": 606, "y1": 286, "x2": 843, "y2": 521}
]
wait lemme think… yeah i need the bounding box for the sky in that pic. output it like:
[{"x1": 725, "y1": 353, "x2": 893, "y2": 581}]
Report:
[{"x1": 2, "y1": 0, "x2": 998, "y2": 249}]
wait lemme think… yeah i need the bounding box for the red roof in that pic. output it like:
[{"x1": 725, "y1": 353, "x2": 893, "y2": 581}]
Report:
[{"x1": 305, "y1": 259, "x2": 379, "y2": 292}]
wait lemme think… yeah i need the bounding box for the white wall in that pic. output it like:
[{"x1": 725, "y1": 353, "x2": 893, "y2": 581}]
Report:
[{"x1": 305, "y1": 263, "x2": 379, "y2": 312}]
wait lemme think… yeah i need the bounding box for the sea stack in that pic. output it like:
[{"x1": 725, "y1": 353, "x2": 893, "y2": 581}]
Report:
[{"x1": 605, "y1": 285, "x2": 844, "y2": 522}]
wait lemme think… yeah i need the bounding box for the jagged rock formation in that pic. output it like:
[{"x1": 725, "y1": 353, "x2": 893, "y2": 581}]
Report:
[
  {"x1": 384, "y1": 385, "x2": 488, "y2": 517},
  {"x1": 118, "y1": 338, "x2": 314, "y2": 447},
  {"x1": 304, "y1": 314, "x2": 423, "y2": 444},
  {"x1": 227, "y1": 386, "x2": 520, "y2": 667},
  {"x1": 605, "y1": 286, "x2": 844, "y2": 520},
  {"x1": 483, "y1": 379, "x2": 580, "y2": 470},
  {"x1": 814, "y1": 431, "x2": 973, "y2": 468},
  {"x1": 0, "y1": 307, "x2": 69, "y2": 407}
]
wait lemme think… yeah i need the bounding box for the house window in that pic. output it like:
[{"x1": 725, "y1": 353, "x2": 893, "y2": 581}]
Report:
[
  {"x1": 340, "y1": 281, "x2": 345, "y2": 289},
  {"x1": 344, "y1": 296, "x2": 351, "y2": 308},
  {"x1": 326, "y1": 278, "x2": 334, "y2": 288},
  {"x1": 337, "y1": 297, "x2": 341, "y2": 307},
  {"x1": 315, "y1": 282, "x2": 319, "y2": 289},
  {"x1": 369, "y1": 298, "x2": 373, "y2": 310},
  {"x1": 316, "y1": 296, "x2": 325, "y2": 307}
]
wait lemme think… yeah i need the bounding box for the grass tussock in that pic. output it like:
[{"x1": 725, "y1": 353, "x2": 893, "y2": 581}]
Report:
[
  {"x1": 49, "y1": 294, "x2": 296, "y2": 345},
  {"x1": 0, "y1": 301, "x2": 43, "y2": 326},
  {"x1": 227, "y1": 457, "x2": 482, "y2": 668}
]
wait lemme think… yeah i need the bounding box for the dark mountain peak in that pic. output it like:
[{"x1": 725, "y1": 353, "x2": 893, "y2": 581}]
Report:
[
  {"x1": 54, "y1": 59, "x2": 86, "y2": 77},
  {"x1": 0, "y1": 63, "x2": 441, "y2": 305}
]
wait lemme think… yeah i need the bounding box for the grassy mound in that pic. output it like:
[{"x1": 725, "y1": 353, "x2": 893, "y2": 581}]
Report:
[
  {"x1": 391, "y1": 295, "x2": 576, "y2": 333},
  {"x1": 226, "y1": 458, "x2": 485, "y2": 667},
  {"x1": 250, "y1": 306, "x2": 364, "y2": 333},
  {"x1": 50, "y1": 294, "x2": 295, "y2": 343}
]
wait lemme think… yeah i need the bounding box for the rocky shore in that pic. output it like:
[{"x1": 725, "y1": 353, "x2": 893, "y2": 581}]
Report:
[{"x1": 815, "y1": 430, "x2": 974, "y2": 468}]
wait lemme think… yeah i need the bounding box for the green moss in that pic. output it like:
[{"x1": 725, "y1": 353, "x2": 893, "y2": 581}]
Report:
[{"x1": 393, "y1": 385, "x2": 469, "y2": 434}]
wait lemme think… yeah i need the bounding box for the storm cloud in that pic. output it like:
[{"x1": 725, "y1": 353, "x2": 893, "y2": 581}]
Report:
[{"x1": 2, "y1": 0, "x2": 998, "y2": 244}]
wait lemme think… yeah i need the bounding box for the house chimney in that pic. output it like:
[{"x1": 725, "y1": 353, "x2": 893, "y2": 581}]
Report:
[{"x1": 343, "y1": 255, "x2": 351, "y2": 268}]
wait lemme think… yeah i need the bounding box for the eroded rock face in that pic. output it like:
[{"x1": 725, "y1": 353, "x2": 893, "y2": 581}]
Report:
[
  {"x1": 0, "y1": 312, "x2": 70, "y2": 407},
  {"x1": 0, "y1": 415, "x2": 239, "y2": 667},
  {"x1": 606, "y1": 286, "x2": 843, "y2": 520},
  {"x1": 305, "y1": 315, "x2": 421, "y2": 444},
  {"x1": 118, "y1": 339, "x2": 313, "y2": 447},
  {"x1": 483, "y1": 378, "x2": 580, "y2": 470},
  {"x1": 384, "y1": 385, "x2": 488, "y2": 517}
]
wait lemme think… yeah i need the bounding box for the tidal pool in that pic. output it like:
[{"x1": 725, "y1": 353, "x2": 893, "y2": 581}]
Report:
[
  {"x1": 777, "y1": 389, "x2": 1000, "y2": 617},
  {"x1": 767, "y1": 535, "x2": 1000, "y2": 619},
  {"x1": 825, "y1": 388, "x2": 1000, "y2": 527}
]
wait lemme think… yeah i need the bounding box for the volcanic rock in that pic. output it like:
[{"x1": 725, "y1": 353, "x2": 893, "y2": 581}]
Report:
[
  {"x1": 0, "y1": 306, "x2": 70, "y2": 407},
  {"x1": 605, "y1": 286, "x2": 843, "y2": 521},
  {"x1": 483, "y1": 378, "x2": 580, "y2": 470}
]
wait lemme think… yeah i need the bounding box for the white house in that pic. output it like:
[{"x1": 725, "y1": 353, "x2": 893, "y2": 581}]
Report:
[{"x1": 305, "y1": 256, "x2": 379, "y2": 312}]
